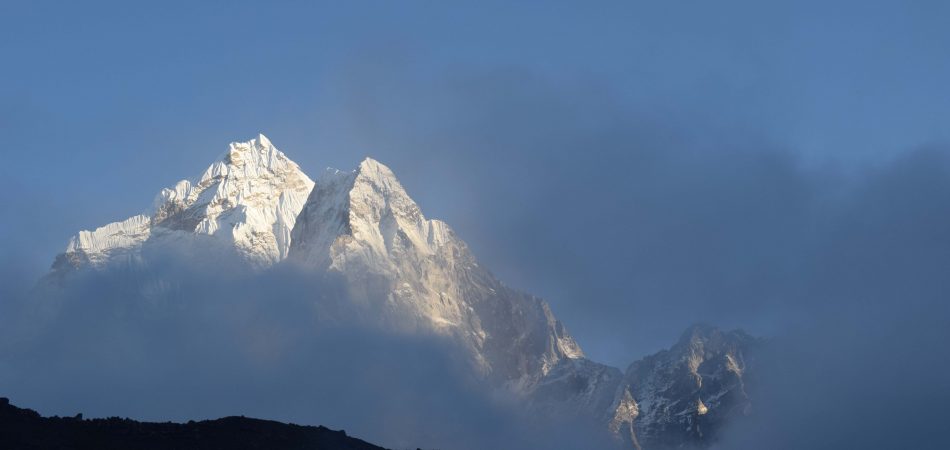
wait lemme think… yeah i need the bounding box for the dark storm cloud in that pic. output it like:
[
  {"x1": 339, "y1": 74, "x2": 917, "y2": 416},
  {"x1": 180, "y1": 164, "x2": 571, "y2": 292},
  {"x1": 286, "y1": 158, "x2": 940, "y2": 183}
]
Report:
[
  {"x1": 3, "y1": 1, "x2": 950, "y2": 446},
  {"x1": 308, "y1": 71, "x2": 950, "y2": 448},
  {"x1": 314, "y1": 69, "x2": 827, "y2": 363},
  {"x1": 717, "y1": 149, "x2": 950, "y2": 450}
]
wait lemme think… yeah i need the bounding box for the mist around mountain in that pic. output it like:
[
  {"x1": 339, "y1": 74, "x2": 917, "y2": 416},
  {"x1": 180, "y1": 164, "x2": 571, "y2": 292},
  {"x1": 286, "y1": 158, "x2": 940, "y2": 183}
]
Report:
[
  {"x1": 2, "y1": 134, "x2": 949, "y2": 450},
  {"x1": 0, "y1": 135, "x2": 760, "y2": 450}
]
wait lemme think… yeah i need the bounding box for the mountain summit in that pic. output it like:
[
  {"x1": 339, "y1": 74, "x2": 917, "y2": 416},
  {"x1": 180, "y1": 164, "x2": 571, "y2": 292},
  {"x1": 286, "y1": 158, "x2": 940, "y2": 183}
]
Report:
[
  {"x1": 290, "y1": 156, "x2": 584, "y2": 387},
  {"x1": 52, "y1": 134, "x2": 313, "y2": 274}
]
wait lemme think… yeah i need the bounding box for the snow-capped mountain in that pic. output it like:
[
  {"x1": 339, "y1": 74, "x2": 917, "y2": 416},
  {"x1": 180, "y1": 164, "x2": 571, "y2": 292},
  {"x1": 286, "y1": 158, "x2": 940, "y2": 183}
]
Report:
[
  {"x1": 51, "y1": 134, "x2": 314, "y2": 274},
  {"x1": 49, "y1": 135, "x2": 582, "y2": 389},
  {"x1": 43, "y1": 134, "x2": 761, "y2": 449},
  {"x1": 288, "y1": 157, "x2": 583, "y2": 387}
]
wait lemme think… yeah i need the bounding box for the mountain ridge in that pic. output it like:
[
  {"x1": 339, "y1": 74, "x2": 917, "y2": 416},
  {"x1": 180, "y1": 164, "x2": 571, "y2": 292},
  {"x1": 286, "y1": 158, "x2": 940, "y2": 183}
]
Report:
[{"x1": 40, "y1": 134, "x2": 761, "y2": 449}]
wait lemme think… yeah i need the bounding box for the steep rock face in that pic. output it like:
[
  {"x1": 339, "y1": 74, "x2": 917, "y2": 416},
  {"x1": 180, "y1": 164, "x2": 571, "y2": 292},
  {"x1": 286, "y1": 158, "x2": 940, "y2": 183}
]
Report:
[
  {"x1": 289, "y1": 158, "x2": 583, "y2": 387},
  {"x1": 528, "y1": 357, "x2": 625, "y2": 423},
  {"x1": 609, "y1": 325, "x2": 761, "y2": 449},
  {"x1": 51, "y1": 134, "x2": 314, "y2": 274}
]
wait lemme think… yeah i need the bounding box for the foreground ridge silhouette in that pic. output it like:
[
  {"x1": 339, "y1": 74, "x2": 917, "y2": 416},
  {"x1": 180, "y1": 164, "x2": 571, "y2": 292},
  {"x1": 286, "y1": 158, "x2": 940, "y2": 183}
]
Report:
[{"x1": 0, "y1": 397, "x2": 388, "y2": 450}]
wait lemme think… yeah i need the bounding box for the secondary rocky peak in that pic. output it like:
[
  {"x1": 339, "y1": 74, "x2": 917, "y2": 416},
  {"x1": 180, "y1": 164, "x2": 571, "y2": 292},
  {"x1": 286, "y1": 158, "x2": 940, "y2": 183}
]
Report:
[
  {"x1": 672, "y1": 325, "x2": 757, "y2": 369},
  {"x1": 608, "y1": 325, "x2": 761, "y2": 449},
  {"x1": 354, "y1": 157, "x2": 418, "y2": 202},
  {"x1": 350, "y1": 158, "x2": 424, "y2": 223},
  {"x1": 290, "y1": 157, "x2": 441, "y2": 272},
  {"x1": 289, "y1": 156, "x2": 584, "y2": 388}
]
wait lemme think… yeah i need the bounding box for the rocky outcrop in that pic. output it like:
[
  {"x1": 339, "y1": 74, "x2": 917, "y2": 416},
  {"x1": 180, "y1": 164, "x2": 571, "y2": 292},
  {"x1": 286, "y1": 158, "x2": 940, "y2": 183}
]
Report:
[{"x1": 609, "y1": 325, "x2": 762, "y2": 449}]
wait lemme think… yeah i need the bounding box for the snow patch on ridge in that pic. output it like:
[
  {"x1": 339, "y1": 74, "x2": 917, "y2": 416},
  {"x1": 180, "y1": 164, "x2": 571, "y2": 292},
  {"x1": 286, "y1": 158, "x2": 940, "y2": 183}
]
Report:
[{"x1": 65, "y1": 214, "x2": 151, "y2": 256}]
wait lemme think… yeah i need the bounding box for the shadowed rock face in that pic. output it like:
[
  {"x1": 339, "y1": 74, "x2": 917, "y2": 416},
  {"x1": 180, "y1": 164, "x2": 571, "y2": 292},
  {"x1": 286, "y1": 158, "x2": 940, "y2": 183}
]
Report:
[
  {"x1": 524, "y1": 325, "x2": 762, "y2": 449},
  {"x1": 288, "y1": 158, "x2": 585, "y2": 389},
  {"x1": 0, "y1": 397, "x2": 387, "y2": 450},
  {"x1": 609, "y1": 325, "x2": 763, "y2": 449}
]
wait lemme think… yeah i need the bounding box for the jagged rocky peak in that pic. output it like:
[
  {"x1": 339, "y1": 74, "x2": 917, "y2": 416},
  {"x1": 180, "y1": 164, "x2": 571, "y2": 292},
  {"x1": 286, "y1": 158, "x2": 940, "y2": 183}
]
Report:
[
  {"x1": 149, "y1": 133, "x2": 314, "y2": 265},
  {"x1": 609, "y1": 324, "x2": 761, "y2": 450},
  {"x1": 290, "y1": 157, "x2": 583, "y2": 387},
  {"x1": 290, "y1": 157, "x2": 452, "y2": 272},
  {"x1": 676, "y1": 323, "x2": 746, "y2": 352},
  {"x1": 53, "y1": 134, "x2": 314, "y2": 273}
]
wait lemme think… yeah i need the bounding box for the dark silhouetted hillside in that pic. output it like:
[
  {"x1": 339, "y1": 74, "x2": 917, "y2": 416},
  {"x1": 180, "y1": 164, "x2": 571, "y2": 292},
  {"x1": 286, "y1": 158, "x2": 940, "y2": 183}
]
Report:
[{"x1": 0, "y1": 397, "x2": 387, "y2": 450}]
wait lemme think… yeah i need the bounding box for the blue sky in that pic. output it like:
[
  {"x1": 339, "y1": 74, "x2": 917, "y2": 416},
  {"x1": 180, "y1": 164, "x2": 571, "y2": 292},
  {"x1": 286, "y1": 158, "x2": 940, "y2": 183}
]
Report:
[{"x1": 3, "y1": 0, "x2": 950, "y2": 365}]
